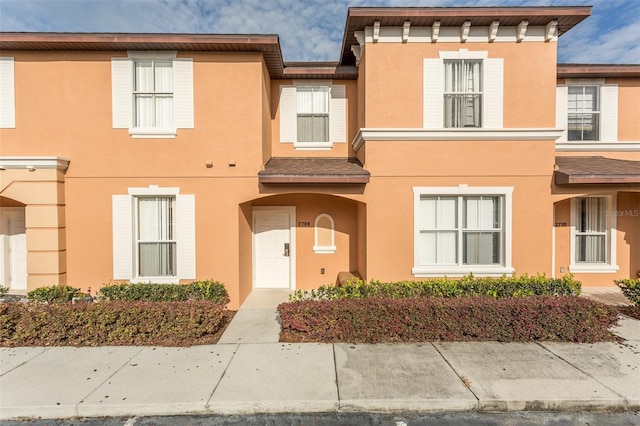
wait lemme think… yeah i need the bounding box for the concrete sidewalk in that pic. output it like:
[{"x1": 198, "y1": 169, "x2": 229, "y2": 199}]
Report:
[{"x1": 1, "y1": 313, "x2": 639, "y2": 420}]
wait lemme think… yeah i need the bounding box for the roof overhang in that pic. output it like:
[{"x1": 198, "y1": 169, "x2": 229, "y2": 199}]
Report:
[
  {"x1": 340, "y1": 6, "x2": 592, "y2": 65},
  {"x1": 558, "y1": 64, "x2": 640, "y2": 79},
  {"x1": 258, "y1": 157, "x2": 370, "y2": 184},
  {"x1": 555, "y1": 156, "x2": 640, "y2": 185},
  {"x1": 0, "y1": 32, "x2": 286, "y2": 78}
]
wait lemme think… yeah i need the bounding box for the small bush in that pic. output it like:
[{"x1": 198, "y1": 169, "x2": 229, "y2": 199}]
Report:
[
  {"x1": 0, "y1": 285, "x2": 8, "y2": 298},
  {"x1": 0, "y1": 300, "x2": 227, "y2": 347},
  {"x1": 290, "y1": 274, "x2": 581, "y2": 301},
  {"x1": 27, "y1": 285, "x2": 82, "y2": 303},
  {"x1": 278, "y1": 296, "x2": 617, "y2": 344},
  {"x1": 97, "y1": 280, "x2": 229, "y2": 304},
  {"x1": 615, "y1": 278, "x2": 640, "y2": 307}
]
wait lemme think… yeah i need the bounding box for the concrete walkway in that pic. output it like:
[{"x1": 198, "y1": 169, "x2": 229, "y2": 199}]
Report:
[
  {"x1": 217, "y1": 289, "x2": 291, "y2": 344},
  {"x1": 1, "y1": 290, "x2": 639, "y2": 419}
]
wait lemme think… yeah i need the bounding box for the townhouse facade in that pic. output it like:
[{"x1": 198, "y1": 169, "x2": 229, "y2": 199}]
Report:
[{"x1": 0, "y1": 6, "x2": 638, "y2": 309}]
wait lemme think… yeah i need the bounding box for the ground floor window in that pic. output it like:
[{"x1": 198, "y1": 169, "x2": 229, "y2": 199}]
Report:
[
  {"x1": 412, "y1": 186, "x2": 513, "y2": 277},
  {"x1": 570, "y1": 195, "x2": 617, "y2": 273},
  {"x1": 136, "y1": 196, "x2": 176, "y2": 277},
  {"x1": 112, "y1": 186, "x2": 195, "y2": 283}
]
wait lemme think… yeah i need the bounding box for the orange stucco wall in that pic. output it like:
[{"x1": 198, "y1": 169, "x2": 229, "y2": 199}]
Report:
[
  {"x1": 1, "y1": 29, "x2": 638, "y2": 308},
  {"x1": 362, "y1": 41, "x2": 557, "y2": 128}
]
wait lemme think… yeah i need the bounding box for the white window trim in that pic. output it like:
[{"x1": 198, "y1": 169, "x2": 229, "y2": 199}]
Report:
[
  {"x1": 412, "y1": 185, "x2": 514, "y2": 277},
  {"x1": 569, "y1": 195, "x2": 619, "y2": 274},
  {"x1": 280, "y1": 80, "x2": 346, "y2": 150},
  {"x1": 129, "y1": 186, "x2": 180, "y2": 283},
  {"x1": 113, "y1": 185, "x2": 195, "y2": 284},
  {"x1": 112, "y1": 51, "x2": 193, "y2": 139},
  {"x1": 313, "y1": 214, "x2": 336, "y2": 254},
  {"x1": 557, "y1": 79, "x2": 618, "y2": 144},
  {"x1": 423, "y1": 49, "x2": 503, "y2": 130}
]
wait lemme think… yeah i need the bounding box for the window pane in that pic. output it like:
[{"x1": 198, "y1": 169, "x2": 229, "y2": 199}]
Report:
[
  {"x1": 155, "y1": 95, "x2": 173, "y2": 128},
  {"x1": 577, "y1": 198, "x2": 605, "y2": 232},
  {"x1": 135, "y1": 94, "x2": 154, "y2": 127},
  {"x1": 297, "y1": 115, "x2": 328, "y2": 142},
  {"x1": 154, "y1": 61, "x2": 173, "y2": 92},
  {"x1": 135, "y1": 61, "x2": 153, "y2": 91},
  {"x1": 419, "y1": 231, "x2": 437, "y2": 264},
  {"x1": 437, "y1": 231, "x2": 457, "y2": 264},
  {"x1": 139, "y1": 242, "x2": 176, "y2": 276},
  {"x1": 575, "y1": 235, "x2": 605, "y2": 263},
  {"x1": 463, "y1": 232, "x2": 500, "y2": 265},
  {"x1": 297, "y1": 88, "x2": 314, "y2": 113},
  {"x1": 464, "y1": 196, "x2": 499, "y2": 229},
  {"x1": 444, "y1": 94, "x2": 481, "y2": 128}
]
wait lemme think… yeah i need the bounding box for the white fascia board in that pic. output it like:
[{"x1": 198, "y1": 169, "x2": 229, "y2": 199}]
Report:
[
  {"x1": 0, "y1": 156, "x2": 71, "y2": 170},
  {"x1": 362, "y1": 25, "x2": 556, "y2": 43},
  {"x1": 556, "y1": 142, "x2": 640, "y2": 152},
  {"x1": 352, "y1": 128, "x2": 564, "y2": 151}
]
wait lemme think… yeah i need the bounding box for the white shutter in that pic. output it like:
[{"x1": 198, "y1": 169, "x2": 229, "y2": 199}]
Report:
[
  {"x1": 176, "y1": 194, "x2": 196, "y2": 280},
  {"x1": 173, "y1": 58, "x2": 194, "y2": 129},
  {"x1": 0, "y1": 57, "x2": 15, "y2": 129},
  {"x1": 329, "y1": 84, "x2": 346, "y2": 143},
  {"x1": 423, "y1": 58, "x2": 443, "y2": 129},
  {"x1": 556, "y1": 85, "x2": 568, "y2": 142},
  {"x1": 280, "y1": 85, "x2": 297, "y2": 142},
  {"x1": 600, "y1": 84, "x2": 618, "y2": 142},
  {"x1": 111, "y1": 58, "x2": 133, "y2": 129},
  {"x1": 112, "y1": 195, "x2": 133, "y2": 280},
  {"x1": 483, "y1": 58, "x2": 503, "y2": 129}
]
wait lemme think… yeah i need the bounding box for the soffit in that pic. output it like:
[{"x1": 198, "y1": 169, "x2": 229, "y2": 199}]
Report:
[
  {"x1": 340, "y1": 6, "x2": 592, "y2": 66},
  {"x1": 0, "y1": 32, "x2": 286, "y2": 78}
]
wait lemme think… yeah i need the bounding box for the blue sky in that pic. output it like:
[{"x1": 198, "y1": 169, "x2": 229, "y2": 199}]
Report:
[{"x1": 1, "y1": 0, "x2": 639, "y2": 64}]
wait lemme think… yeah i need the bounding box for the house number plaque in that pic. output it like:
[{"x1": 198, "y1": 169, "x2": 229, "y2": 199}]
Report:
[{"x1": 298, "y1": 221, "x2": 311, "y2": 227}]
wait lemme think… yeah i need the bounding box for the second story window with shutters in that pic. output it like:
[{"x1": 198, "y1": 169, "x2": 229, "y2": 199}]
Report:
[
  {"x1": 568, "y1": 85, "x2": 599, "y2": 141},
  {"x1": 134, "y1": 60, "x2": 173, "y2": 129},
  {"x1": 297, "y1": 86, "x2": 330, "y2": 143},
  {"x1": 444, "y1": 59, "x2": 482, "y2": 128}
]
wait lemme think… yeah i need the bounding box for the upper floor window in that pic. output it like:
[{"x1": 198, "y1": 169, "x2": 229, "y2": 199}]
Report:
[
  {"x1": 134, "y1": 60, "x2": 173, "y2": 129},
  {"x1": 568, "y1": 86, "x2": 599, "y2": 141},
  {"x1": 423, "y1": 51, "x2": 503, "y2": 130},
  {"x1": 556, "y1": 80, "x2": 618, "y2": 144},
  {"x1": 279, "y1": 82, "x2": 346, "y2": 150},
  {"x1": 444, "y1": 60, "x2": 482, "y2": 128},
  {"x1": 297, "y1": 86, "x2": 330, "y2": 143},
  {"x1": 111, "y1": 52, "x2": 193, "y2": 138}
]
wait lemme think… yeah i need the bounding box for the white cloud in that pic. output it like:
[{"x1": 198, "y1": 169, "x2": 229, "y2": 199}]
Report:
[{"x1": 0, "y1": 0, "x2": 638, "y2": 63}]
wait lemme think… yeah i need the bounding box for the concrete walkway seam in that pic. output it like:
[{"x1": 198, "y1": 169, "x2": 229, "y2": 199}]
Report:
[{"x1": 430, "y1": 342, "x2": 481, "y2": 410}]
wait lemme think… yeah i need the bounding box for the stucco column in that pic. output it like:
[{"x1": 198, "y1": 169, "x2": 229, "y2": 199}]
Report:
[{"x1": 0, "y1": 158, "x2": 70, "y2": 290}]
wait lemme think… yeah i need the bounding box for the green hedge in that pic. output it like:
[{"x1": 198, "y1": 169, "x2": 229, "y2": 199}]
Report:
[
  {"x1": 290, "y1": 274, "x2": 581, "y2": 302},
  {"x1": 615, "y1": 278, "x2": 640, "y2": 307},
  {"x1": 97, "y1": 280, "x2": 229, "y2": 304},
  {"x1": 0, "y1": 300, "x2": 227, "y2": 347},
  {"x1": 27, "y1": 285, "x2": 83, "y2": 303},
  {"x1": 278, "y1": 296, "x2": 617, "y2": 344}
]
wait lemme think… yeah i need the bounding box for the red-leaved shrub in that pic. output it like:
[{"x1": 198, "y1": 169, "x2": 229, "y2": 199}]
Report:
[
  {"x1": 278, "y1": 296, "x2": 618, "y2": 343},
  {"x1": 0, "y1": 301, "x2": 227, "y2": 347}
]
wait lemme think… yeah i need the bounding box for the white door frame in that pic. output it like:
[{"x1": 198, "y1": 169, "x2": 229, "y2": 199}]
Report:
[
  {"x1": 0, "y1": 207, "x2": 27, "y2": 291},
  {"x1": 252, "y1": 206, "x2": 296, "y2": 290}
]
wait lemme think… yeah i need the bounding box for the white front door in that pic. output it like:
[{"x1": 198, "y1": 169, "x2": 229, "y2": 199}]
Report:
[
  {"x1": 0, "y1": 207, "x2": 27, "y2": 291},
  {"x1": 254, "y1": 209, "x2": 293, "y2": 289}
]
